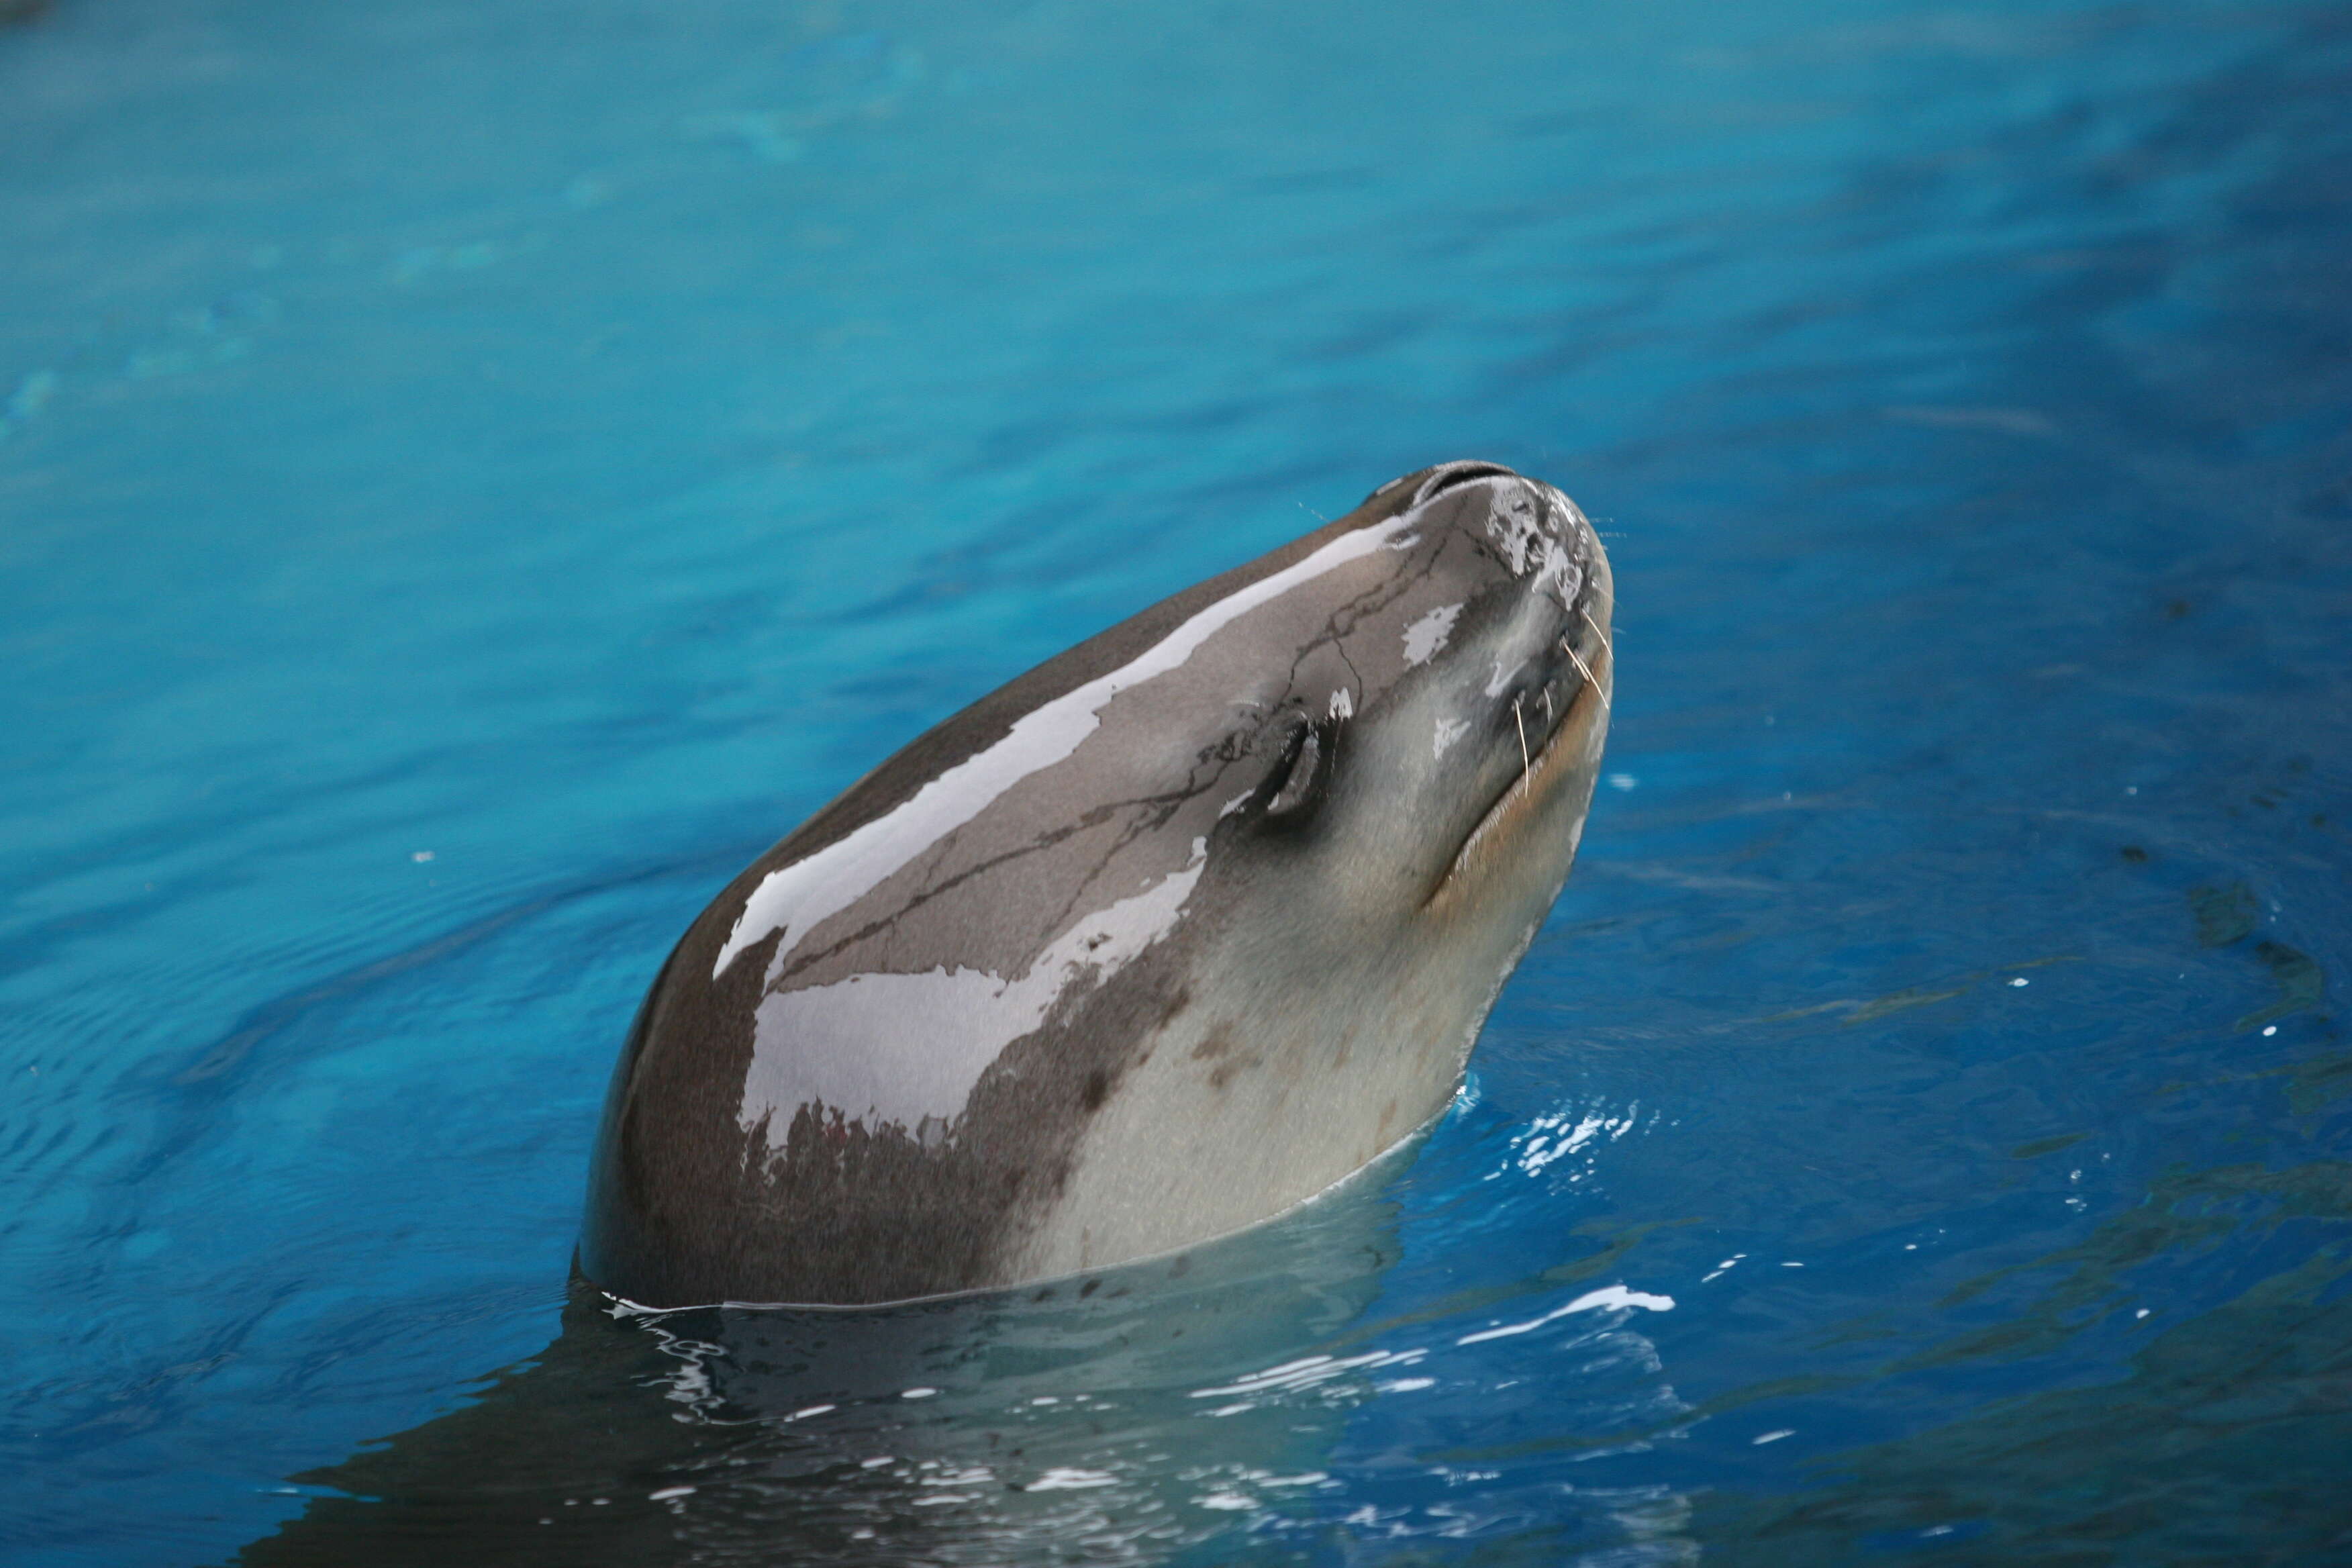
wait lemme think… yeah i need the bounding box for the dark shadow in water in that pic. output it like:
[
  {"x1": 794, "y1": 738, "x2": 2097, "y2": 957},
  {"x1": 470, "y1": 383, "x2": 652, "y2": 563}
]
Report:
[
  {"x1": 1698, "y1": 1159, "x2": 2352, "y2": 1565},
  {"x1": 230, "y1": 1148, "x2": 1415, "y2": 1567},
  {"x1": 2187, "y1": 881, "x2": 2329, "y2": 1034}
]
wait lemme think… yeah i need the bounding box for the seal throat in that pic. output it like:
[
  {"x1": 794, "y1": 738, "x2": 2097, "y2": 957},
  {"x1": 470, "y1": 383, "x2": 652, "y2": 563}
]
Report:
[{"x1": 1427, "y1": 631, "x2": 1612, "y2": 908}]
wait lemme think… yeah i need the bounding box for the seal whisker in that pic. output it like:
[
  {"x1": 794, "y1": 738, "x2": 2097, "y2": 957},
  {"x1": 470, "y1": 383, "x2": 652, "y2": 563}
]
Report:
[
  {"x1": 1577, "y1": 609, "x2": 1616, "y2": 687},
  {"x1": 1514, "y1": 696, "x2": 1532, "y2": 795},
  {"x1": 1563, "y1": 642, "x2": 1610, "y2": 712}
]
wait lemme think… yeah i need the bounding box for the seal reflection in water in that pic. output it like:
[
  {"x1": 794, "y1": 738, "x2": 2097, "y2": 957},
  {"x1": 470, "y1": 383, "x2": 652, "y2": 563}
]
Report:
[
  {"x1": 582, "y1": 460, "x2": 1614, "y2": 1308},
  {"x1": 236, "y1": 1144, "x2": 1431, "y2": 1568}
]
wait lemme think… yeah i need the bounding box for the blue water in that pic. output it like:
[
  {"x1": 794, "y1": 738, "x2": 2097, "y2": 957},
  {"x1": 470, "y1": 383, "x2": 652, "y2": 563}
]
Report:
[{"x1": 5, "y1": 0, "x2": 2349, "y2": 1561}]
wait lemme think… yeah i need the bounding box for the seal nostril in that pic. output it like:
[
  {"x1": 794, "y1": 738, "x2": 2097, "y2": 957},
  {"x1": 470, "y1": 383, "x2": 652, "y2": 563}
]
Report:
[{"x1": 1414, "y1": 461, "x2": 1518, "y2": 505}]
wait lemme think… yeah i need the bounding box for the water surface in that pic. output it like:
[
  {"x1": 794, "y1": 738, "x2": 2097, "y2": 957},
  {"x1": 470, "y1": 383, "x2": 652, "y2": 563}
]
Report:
[{"x1": 3, "y1": 0, "x2": 2348, "y2": 1562}]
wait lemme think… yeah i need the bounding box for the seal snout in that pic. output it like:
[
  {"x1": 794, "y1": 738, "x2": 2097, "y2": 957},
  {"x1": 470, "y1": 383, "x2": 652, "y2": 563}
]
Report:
[
  {"x1": 1478, "y1": 477, "x2": 1608, "y2": 761},
  {"x1": 1412, "y1": 467, "x2": 1612, "y2": 903}
]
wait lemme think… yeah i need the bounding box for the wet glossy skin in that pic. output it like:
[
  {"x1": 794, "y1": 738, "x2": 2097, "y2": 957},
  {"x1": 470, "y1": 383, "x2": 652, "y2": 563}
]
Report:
[{"x1": 581, "y1": 461, "x2": 1614, "y2": 1307}]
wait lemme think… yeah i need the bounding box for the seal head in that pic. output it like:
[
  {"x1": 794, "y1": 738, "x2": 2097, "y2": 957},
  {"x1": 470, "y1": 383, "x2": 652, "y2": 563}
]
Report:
[{"x1": 582, "y1": 461, "x2": 1613, "y2": 1306}]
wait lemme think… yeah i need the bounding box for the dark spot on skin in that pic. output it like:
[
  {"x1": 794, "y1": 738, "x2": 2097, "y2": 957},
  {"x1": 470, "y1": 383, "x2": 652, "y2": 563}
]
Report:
[
  {"x1": 1080, "y1": 1279, "x2": 1101, "y2": 1298},
  {"x1": 1208, "y1": 1050, "x2": 1262, "y2": 1092},
  {"x1": 1168, "y1": 1254, "x2": 1190, "y2": 1278},
  {"x1": 1033, "y1": 1287, "x2": 1055, "y2": 1302},
  {"x1": 2120, "y1": 845, "x2": 2149, "y2": 863},
  {"x1": 1191, "y1": 1022, "x2": 1235, "y2": 1060},
  {"x1": 1377, "y1": 1098, "x2": 1398, "y2": 1138},
  {"x1": 1081, "y1": 1069, "x2": 1110, "y2": 1112},
  {"x1": 1157, "y1": 985, "x2": 1191, "y2": 1026}
]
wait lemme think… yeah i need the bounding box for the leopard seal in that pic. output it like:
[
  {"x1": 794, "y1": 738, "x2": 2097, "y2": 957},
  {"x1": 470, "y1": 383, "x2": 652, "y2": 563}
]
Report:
[{"x1": 580, "y1": 460, "x2": 1614, "y2": 1308}]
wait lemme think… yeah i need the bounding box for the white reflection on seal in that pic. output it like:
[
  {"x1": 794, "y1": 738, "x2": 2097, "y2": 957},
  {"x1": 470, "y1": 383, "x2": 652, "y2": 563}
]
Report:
[{"x1": 738, "y1": 840, "x2": 1206, "y2": 1139}]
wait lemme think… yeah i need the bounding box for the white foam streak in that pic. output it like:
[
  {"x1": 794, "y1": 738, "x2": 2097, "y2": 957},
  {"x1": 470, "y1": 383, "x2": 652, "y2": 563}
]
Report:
[
  {"x1": 1027, "y1": 1467, "x2": 1118, "y2": 1491},
  {"x1": 1189, "y1": 1347, "x2": 1424, "y2": 1400},
  {"x1": 1455, "y1": 1285, "x2": 1675, "y2": 1345}
]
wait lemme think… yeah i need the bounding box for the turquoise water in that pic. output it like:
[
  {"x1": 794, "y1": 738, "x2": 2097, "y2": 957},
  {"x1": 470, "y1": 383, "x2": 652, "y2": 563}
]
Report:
[{"x1": 4, "y1": 0, "x2": 2349, "y2": 1562}]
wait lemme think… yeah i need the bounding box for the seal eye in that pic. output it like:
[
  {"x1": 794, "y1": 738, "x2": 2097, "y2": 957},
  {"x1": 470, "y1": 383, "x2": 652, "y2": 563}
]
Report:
[{"x1": 1263, "y1": 721, "x2": 1326, "y2": 818}]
